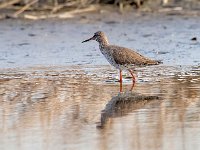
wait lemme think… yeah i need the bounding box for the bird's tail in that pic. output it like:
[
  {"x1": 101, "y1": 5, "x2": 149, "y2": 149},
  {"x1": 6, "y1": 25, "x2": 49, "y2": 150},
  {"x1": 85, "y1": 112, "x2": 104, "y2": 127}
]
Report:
[
  {"x1": 147, "y1": 59, "x2": 162, "y2": 65},
  {"x1": 156, "y1": 60, "x2": 162, "y2": 64}
]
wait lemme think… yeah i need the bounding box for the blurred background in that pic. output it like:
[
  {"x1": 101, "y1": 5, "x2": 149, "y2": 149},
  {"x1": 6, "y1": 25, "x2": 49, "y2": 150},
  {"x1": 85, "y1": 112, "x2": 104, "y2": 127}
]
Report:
[{"x1": 0, "y1": 0, "x2": 200, "y2": 19}]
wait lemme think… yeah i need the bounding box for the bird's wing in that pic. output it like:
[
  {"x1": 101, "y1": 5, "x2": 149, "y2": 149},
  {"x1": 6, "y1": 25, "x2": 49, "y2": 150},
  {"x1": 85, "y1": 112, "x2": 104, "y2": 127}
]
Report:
[{"x1": 111, "y1": 46, "x2": 159, "y2": 66}]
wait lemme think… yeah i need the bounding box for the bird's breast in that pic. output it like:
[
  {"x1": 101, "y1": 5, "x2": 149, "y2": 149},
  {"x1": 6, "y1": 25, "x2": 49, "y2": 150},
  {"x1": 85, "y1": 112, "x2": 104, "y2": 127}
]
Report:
[{"x1": 99, "y1": 47, "x2": 115, "y2": 65}]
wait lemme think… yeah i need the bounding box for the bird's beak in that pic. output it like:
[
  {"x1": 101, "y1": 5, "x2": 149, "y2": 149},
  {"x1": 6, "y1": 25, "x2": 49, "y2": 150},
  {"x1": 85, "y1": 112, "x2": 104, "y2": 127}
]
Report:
[{"x1": 82, "y1": 36, "x2": 95, "y2": 43}]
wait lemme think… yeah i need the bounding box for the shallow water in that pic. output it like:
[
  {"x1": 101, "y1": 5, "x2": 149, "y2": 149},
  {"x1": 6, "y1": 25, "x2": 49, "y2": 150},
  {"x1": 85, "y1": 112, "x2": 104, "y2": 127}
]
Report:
[
  {"x1": 0, "y1": 65, "x2": 200, "y2": 150},
  {"x1": 0, "y1": 13, "x2": 200, "y2": 150}
]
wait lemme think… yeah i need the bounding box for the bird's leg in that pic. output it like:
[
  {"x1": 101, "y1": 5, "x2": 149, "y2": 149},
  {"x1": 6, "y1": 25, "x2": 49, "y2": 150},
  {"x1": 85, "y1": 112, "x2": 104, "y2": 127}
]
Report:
[
  {"x1": 128, "y1": 69, "x2": 136, "y2": 91},
  {"x1": 119, "y1": 70, "x2": 122, "y2": 92}
]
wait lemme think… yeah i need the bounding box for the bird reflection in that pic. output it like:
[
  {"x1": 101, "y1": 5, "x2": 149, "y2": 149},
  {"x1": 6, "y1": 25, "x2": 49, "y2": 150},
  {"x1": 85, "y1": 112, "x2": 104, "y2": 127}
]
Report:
[{"x1": 97, "y1": 92, "x2": 160, "y2": 128}]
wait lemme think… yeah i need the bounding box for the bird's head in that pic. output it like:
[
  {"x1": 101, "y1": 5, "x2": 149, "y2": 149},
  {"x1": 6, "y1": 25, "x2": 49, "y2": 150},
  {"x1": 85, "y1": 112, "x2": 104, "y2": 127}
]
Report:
[{"x1": 82, "y1": 31, "x2": 109, "y2": 45}]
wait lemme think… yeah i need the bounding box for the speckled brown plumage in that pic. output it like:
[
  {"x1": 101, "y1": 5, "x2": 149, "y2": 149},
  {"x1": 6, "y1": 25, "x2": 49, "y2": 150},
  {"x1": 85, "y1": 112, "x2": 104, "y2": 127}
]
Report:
[
  {"x1": 105, "y1": 45, "x2": 160, "y2": 69},
  {"x1": 82, "y1": 31, "x2": 161, "y2": 70},
  {"x1": 82, "y1": 31, "x2": 162, "y2": 92}
]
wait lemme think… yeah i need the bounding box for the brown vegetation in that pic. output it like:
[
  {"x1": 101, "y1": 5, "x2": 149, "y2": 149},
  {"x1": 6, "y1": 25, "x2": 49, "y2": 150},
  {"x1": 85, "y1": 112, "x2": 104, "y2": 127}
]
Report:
[
  {"x1": 0, "y1": 0, "x2": 200, "y2": 19},
  {"x1": 0, "y1": 0, "x2": 146, "y2": 19}
]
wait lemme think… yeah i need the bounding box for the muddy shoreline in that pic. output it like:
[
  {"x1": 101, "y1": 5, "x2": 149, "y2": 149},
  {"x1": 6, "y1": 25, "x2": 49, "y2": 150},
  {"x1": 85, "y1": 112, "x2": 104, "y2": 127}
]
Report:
[{"x1": 0, "y1": 11, "x2": 200, "y2": 69}]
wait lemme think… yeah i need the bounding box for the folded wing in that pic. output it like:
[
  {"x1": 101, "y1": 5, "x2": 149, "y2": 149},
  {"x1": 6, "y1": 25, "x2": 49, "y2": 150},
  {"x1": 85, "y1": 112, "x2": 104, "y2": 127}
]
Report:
[{"x1": 111, "y1": 46, "x2": 161, "y2": 67}]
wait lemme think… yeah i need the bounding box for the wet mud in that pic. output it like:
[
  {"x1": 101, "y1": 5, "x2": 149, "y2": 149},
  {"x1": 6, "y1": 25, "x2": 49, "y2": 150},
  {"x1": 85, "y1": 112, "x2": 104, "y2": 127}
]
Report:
[{"x1": 0, "y1": 13, "x2": 200, "y2": 68}]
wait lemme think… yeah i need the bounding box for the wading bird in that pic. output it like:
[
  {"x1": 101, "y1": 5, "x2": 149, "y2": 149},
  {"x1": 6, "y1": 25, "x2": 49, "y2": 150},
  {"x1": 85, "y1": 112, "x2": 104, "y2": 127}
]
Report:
[{"x1": 82, "y1": 31, "x2": 161, "y2": 92}]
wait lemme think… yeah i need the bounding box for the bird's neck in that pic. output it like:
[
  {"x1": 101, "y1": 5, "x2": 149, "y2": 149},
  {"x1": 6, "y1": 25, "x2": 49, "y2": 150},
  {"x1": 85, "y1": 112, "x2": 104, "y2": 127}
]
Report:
[{"x1": 97, "y1": 37, "x2": 109, "y2": 48}]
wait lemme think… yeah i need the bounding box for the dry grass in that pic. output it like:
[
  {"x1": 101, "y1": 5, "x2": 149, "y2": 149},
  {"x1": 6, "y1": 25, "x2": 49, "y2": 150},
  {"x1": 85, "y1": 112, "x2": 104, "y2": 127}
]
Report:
[
  {"x1": 0, "y1": 0, "x2": 141, "y2": 9},
  {"x1": 0, "y1": 0, "x2": 199, "y2": 19},
  {"x1": 0, "y1": 0, "x2": 145, "y2": 19},
  {"x1": 0, "y1": 0, "x2": 143, "y2": 13}
]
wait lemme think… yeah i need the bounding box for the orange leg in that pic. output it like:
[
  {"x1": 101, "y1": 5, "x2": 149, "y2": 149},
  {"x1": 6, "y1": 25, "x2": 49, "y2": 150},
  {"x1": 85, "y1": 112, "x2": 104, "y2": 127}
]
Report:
[
  {"x1": 128, "y1": 69, "x2": 136, "y2": 91},
  {"x1": 119, "y1": 70, "x2": 122, "y2": 92}
]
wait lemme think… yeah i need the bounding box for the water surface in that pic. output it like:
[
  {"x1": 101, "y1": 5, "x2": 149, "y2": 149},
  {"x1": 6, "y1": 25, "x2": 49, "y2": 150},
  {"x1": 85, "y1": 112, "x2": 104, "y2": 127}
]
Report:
[{"x1": 0, "y1": 65, "x2": 199, "y2": 150}]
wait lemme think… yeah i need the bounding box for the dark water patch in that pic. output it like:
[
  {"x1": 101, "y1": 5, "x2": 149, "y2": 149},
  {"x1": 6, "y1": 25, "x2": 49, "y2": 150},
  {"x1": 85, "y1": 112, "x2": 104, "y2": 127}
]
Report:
[
  {"x1": 156, "y1": 51, "x2": 170, "y2": 55},
  {"x1": 28, "y1": 33, "x2": 36, "y2": 37},
  {"x1": 142, "y1": 34, "x2": 153, "y2": 37},
  {"x1": 104, "y1": 21, "x2": 119, "y2": 24},
  {"x1": 191, "y1": 37, "x2": 197, "y2": 41},
  {"x1": 18, "y1": 43, "x2": 30, "y2": 46}
]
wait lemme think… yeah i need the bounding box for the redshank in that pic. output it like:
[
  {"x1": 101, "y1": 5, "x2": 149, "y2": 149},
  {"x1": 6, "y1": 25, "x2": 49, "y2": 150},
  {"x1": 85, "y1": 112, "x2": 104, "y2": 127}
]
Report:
[{"x1": 82, "y1": 31, "x2": 161, "y2": 92}]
